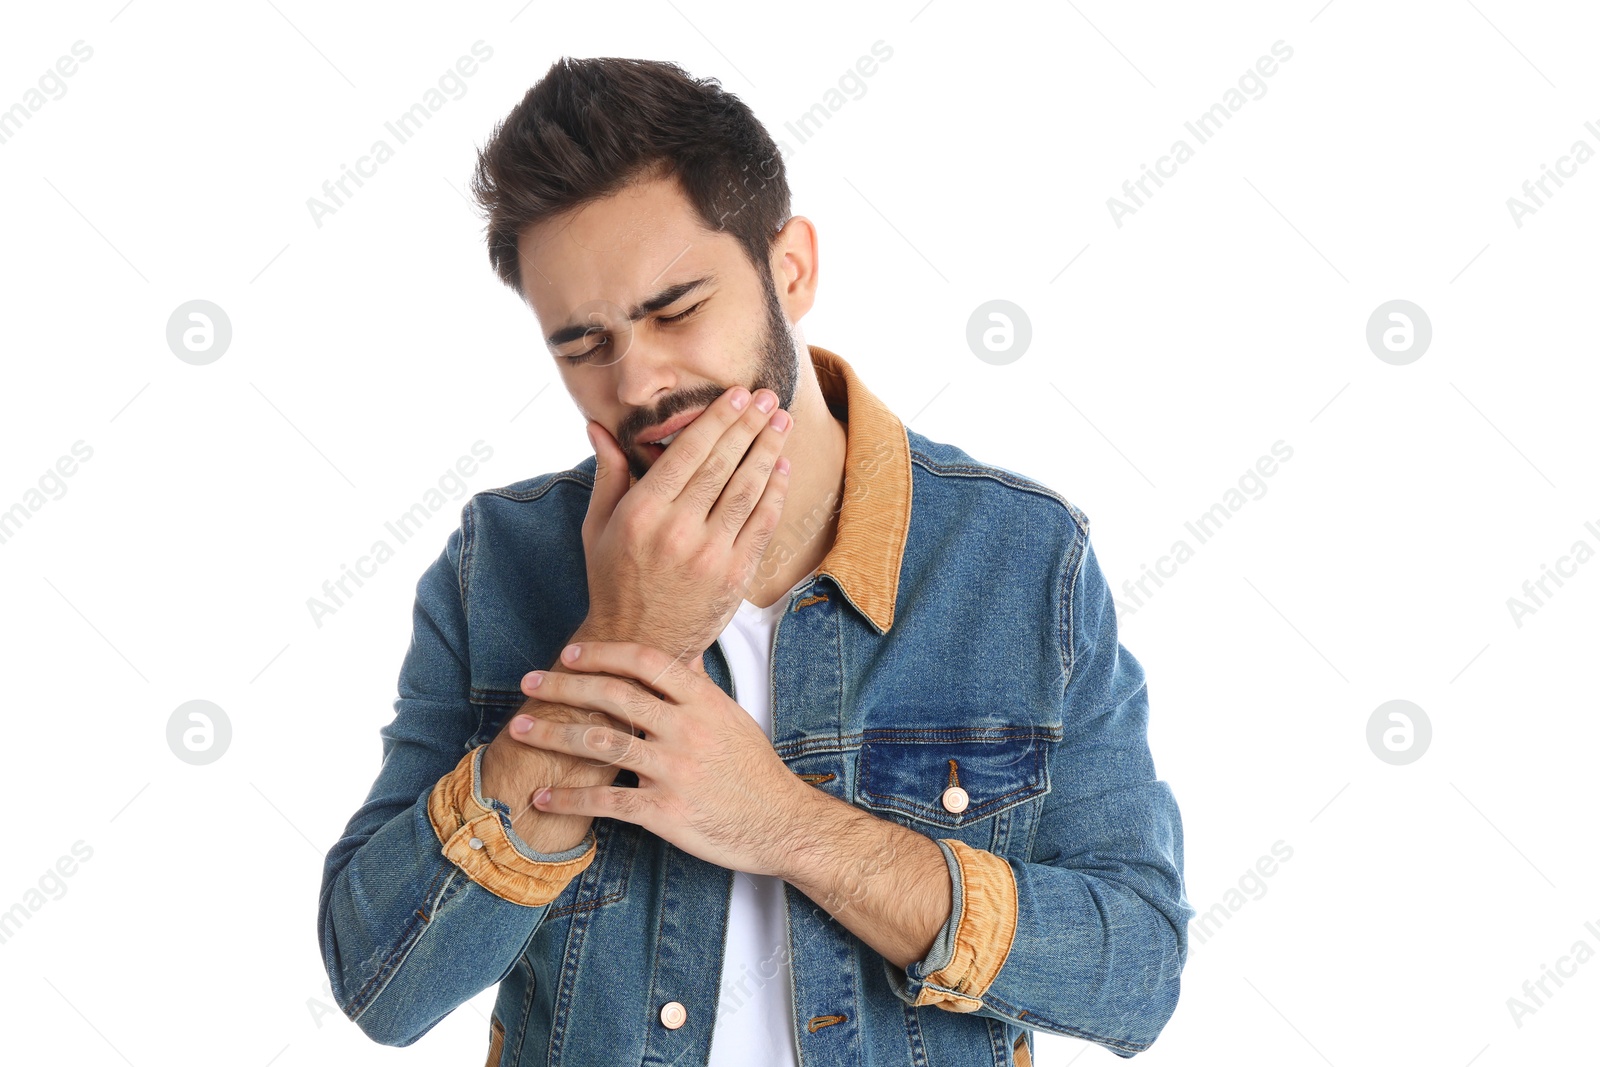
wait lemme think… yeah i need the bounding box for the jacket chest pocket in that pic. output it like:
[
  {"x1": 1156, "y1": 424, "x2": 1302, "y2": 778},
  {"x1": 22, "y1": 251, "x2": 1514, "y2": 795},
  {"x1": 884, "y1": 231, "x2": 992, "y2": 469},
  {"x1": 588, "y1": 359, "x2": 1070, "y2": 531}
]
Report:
[{"x1": 854, "y1": 729, "x2": 1051, "y2": 858}]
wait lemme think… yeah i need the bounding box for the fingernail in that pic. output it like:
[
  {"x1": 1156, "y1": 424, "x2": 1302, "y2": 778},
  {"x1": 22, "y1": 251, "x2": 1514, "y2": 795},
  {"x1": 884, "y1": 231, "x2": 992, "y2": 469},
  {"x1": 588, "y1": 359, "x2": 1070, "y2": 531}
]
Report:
[
  {"x1": 730, "y1": 387, "x2": 750, "y2": 410},
  {"x1": 524, "y1": 671, "x2": 544, "y2": 689},
  {"x1": 771, "y1": 409, "x2": 790, "y2": 431},
  {"x1": 562, "y1": 643, "x2": 581, "y2": 662},
  {"x1": 585, "y1": 424, "x2": 598, "y2": 452},
  {"x1": 533, "y1": 787, "x2": 552, "y2": 805},
  {"x1": 511, "y1": 716, "x2": 533, "y2": 734},
  {"x1": 755, "y1": 391, "x2": 775, "y2": 413},
  {"x1": 776, "y1": 456, "x2": 791, "y2": 476}
]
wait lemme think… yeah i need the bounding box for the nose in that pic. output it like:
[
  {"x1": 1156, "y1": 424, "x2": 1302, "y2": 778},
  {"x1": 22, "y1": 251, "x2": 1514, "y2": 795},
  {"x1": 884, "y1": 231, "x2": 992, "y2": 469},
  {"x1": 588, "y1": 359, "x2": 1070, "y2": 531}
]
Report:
[{"x1": 613, "y1": 332, "x2": 677, "y2": 414}]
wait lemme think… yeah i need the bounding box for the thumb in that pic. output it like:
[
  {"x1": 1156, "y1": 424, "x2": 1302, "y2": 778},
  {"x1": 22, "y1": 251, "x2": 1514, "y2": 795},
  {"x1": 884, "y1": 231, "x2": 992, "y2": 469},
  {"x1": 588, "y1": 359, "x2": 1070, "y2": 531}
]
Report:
[{"x1": 584, "y1": 420, "x2": 630, "y2": 524}]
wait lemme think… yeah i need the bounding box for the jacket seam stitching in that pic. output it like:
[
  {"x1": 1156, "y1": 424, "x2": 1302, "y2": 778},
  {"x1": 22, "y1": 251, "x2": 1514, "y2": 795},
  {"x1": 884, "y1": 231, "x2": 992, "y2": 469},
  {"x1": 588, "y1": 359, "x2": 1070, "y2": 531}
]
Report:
[
  {"x1": 476, "y1": 469, "x2": 594, "y2": 503},
  {"x1": 1059, "y1": 523, "x2": 1088, "y2": 692},
  {"x1": 458, "y1": 498, "x2": 476, "y2": 605},
  {"x1": 777, "y1": 728, "x2": 1062, "y2": 761},
  {"x1": 981, "y1": 992, "x2": 1149, "y2": 1053},
  {"x1": 907, "y1": 449, "x2": 1088, "y2": 524},
  {"x1": 346, "y1": 862, "x2": 456, "y2": 1020},
  {"x1": 545, "y1": 886, "x2": 625, "y2": 918}
]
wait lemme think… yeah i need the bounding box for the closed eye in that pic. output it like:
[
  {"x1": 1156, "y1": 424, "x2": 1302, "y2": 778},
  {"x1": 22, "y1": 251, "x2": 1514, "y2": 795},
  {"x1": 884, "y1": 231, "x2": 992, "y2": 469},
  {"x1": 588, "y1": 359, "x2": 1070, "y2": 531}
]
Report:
[
  {"x1": 659, "y1": 299, "x2": 706, "y2": 325},
  {"x1": 561, "y1": 299, "x2": 708, "y2": 363}
]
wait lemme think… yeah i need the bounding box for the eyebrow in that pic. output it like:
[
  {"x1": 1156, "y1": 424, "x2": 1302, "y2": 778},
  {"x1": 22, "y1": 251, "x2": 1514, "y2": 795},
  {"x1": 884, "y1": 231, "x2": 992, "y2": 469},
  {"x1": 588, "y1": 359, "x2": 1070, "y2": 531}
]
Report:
[{"x1": 544, "y1": 273, "x2": 718, "y2": 349}]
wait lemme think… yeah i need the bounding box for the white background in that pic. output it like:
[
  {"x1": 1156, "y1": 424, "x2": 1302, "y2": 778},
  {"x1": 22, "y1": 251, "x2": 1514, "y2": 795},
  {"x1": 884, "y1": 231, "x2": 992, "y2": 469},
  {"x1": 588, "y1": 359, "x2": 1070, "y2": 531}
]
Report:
[{"x1": 2, "y1": 1, "x2": 1596, "y2": 1064}]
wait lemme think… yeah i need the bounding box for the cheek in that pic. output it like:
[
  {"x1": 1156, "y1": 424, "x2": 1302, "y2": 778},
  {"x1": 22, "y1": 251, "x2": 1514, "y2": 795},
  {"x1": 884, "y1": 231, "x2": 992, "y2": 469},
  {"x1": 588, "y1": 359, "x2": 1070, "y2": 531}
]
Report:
[{"x1": 569, "y1": 389, "x2": 614, "y2": 433}]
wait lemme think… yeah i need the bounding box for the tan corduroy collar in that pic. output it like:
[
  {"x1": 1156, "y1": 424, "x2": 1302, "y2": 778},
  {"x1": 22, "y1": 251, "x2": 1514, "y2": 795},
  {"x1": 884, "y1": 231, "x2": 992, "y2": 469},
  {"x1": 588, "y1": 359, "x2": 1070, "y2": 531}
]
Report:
[{"x1": 806, "y1": 344, "x2": 911, "y2": 634}]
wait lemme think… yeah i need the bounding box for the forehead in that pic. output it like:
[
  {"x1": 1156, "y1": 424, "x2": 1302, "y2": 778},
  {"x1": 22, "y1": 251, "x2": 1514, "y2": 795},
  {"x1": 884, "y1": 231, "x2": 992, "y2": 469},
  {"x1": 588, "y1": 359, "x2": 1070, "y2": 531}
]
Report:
[{"x1": 516, "y1": 173, "x2": 739, "y2": 320}]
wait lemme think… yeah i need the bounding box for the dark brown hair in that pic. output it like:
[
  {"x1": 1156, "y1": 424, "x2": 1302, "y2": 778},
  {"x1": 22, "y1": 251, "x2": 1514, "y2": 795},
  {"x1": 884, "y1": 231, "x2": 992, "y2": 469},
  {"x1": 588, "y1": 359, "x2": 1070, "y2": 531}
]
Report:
[{"x1": 471, "y1": 57, "x2": 791, "y2": 300}]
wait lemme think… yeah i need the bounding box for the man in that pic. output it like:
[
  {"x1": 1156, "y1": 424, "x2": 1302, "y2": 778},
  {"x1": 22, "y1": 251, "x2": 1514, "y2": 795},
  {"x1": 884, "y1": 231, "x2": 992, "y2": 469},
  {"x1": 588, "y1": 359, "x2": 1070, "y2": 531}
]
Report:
[{"x1": 318, "y1": 56, "x2": 1193, "y2": 1066}]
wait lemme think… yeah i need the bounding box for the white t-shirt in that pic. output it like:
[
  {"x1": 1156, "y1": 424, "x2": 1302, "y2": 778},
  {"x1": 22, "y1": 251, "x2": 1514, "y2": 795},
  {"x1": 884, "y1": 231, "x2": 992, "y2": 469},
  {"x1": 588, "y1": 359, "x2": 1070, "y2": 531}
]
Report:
[{"x1": 706, "y1": 569, "x2": 817, "y2": 1067}]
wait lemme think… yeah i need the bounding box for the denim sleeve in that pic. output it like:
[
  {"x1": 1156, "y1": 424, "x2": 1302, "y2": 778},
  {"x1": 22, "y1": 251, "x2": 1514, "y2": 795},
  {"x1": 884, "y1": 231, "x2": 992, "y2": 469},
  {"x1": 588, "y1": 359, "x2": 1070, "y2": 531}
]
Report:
[
  {"x1": 315, "y1": 518, "x2": 579, "y2": 1047},
  {"x1": 886, "y1": 526, "x2": 1195, "y2": 1057}
]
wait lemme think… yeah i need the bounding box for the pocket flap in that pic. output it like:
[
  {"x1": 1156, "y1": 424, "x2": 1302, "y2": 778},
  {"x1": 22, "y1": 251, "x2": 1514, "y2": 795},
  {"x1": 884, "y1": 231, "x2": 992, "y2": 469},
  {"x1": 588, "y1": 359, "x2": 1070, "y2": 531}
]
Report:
[{"x1": 856, "y1": 731, "x2": 1049, "y2": 828}]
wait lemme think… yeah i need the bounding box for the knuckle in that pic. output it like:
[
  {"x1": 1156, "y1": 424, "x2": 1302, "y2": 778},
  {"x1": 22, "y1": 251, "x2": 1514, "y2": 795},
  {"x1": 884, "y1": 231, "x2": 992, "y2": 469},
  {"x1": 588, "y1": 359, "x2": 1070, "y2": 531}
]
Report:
[
  {"x1": 705, "y1": 446, "x2": 733, "y2": 478},
  {"x1": 640, "y1": 461, "x2": 678, "y2": 496},
  {"x1": 661, "y1": 515, "x2": 698, "y2": 554},
  {"x1": 614, "y1": 506, "x2": 645, "y2": 536},
  {"x1": 675, "y1": 478, "x2": 708, "y2": 514},
  {"x1": 719, "y1": 484, "x2": 757, "y2": 527},
  {"x1": 621, "y1": 683, "x2": 655, "y2": 716},
  {"x1": 686, "y1": 542, "x2": 720, "y2": 578},
  {"x1": 639, "y1": 644, "x2": 669, "y2": 676},
  {"x1": 610, "y1": 786, "x2": 640, "y2": 818},
  {"x1": 659, "y1": 658, "x2": 692, "y2": 692},
  {"x1": 600, "y1": 678, "x2": 633, "y2": 710}
]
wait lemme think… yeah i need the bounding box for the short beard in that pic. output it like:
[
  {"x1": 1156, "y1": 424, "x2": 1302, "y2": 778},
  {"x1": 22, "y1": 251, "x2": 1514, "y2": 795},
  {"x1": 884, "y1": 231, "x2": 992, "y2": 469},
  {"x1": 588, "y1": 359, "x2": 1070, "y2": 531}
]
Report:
[{"x1": 625, "y1": 269, "x2": 799, "y2": 483}]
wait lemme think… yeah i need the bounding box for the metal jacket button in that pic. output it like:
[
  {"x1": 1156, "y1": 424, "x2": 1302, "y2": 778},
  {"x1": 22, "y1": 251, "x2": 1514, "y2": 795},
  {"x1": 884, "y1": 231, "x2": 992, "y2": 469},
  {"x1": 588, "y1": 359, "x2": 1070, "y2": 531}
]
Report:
[
  {"x1": 941, "y1": 786, "x2": 969, "y2": 813},
  {"x1": 660, "y1": 1001, "x2": 687, "y2": 1029},
  {"x1": 468, "y1": 837, "x2": 484, "y2": 850}
]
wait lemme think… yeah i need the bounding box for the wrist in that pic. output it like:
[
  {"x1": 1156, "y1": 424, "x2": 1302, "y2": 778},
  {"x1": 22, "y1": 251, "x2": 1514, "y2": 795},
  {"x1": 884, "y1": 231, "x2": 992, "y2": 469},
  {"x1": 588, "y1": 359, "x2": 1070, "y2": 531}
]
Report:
[
  {"x1": 481, "y1": 733, "x2": 617, "y2": 806},
  {"x1": 572, "y1": 616, "x2": 628, "y2": 647},
  {"x1": 772, "y1": 776, "x2": 836, "y2": 884},
  {"x1": 482, "y1": 734, "x2": 619, "y2": 847}
]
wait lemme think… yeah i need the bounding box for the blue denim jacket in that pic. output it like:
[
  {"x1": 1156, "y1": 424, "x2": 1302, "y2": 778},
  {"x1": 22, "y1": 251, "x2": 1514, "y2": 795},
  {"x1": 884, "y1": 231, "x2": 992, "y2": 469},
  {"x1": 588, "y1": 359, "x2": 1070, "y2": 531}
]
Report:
[{"x1": 318, "y1": 346, "x2": 1193, "y2": 1065}]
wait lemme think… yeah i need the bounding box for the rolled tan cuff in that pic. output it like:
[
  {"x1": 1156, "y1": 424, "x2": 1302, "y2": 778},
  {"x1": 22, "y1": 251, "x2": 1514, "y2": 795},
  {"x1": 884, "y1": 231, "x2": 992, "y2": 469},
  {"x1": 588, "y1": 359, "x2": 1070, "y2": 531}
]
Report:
[
  {"x1": 427, "y1": 745, "x2": 598, "y2": 907},
  {"x1": 913, "y1": 838, "x2": 1019, "y2": 1012}
]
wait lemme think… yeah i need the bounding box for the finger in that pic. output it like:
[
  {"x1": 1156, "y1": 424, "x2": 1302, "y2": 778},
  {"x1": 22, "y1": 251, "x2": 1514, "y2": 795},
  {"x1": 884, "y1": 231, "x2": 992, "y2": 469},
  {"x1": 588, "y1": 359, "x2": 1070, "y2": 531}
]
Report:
[
  {"x1": 706, "y1": 404, "x2": 790, "y2": 540},
  {"x1": 532, "y1": 782, "x2": 653, "y2": 824},
  {"x1": 512, "y1": 692, "x2": 640, "y2": 739},
  {"x1": 582, "y1": 419, "x2": 630, "y2": 536},
  {"x1": 679, "y1": 388, "x2": 781, "y2": 516},
  {"x1": 638, "y1": 385, "x2": 753, "y2": 501},
  {"x1": 519, "y1": 669, "x2": 665, "y2": 734},
  {"x1": 729, "y1": 452, "x2": 791, "y2": 572},
  {"x1": 557, "y1": 641, "x2": 697, "y2": 705},
  {"x1": 508, "y1": 713, "x2": 654, "y2": 772}
]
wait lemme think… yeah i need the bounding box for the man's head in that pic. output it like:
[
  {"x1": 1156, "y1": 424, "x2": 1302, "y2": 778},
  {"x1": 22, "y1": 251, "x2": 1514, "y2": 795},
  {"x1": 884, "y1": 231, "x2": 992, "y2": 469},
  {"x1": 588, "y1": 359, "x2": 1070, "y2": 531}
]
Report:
[{"x1": 471, "y1": 57, "x2": 817, "y2": 481}]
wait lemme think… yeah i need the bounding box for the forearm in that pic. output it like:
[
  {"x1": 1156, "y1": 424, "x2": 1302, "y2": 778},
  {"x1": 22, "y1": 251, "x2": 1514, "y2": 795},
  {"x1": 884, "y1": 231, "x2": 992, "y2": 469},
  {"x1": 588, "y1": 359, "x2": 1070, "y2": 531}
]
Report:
[{"x1": 778, "y1": 786, "x2": 953, "y2": 969}]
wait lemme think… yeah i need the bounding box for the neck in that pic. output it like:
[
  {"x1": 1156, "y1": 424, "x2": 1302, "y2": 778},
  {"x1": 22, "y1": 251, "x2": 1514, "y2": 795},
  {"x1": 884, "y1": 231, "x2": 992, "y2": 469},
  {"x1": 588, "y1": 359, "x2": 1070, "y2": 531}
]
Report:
[{"x1": 745, "y1": 362, "x2": 848, "y2": 609}]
